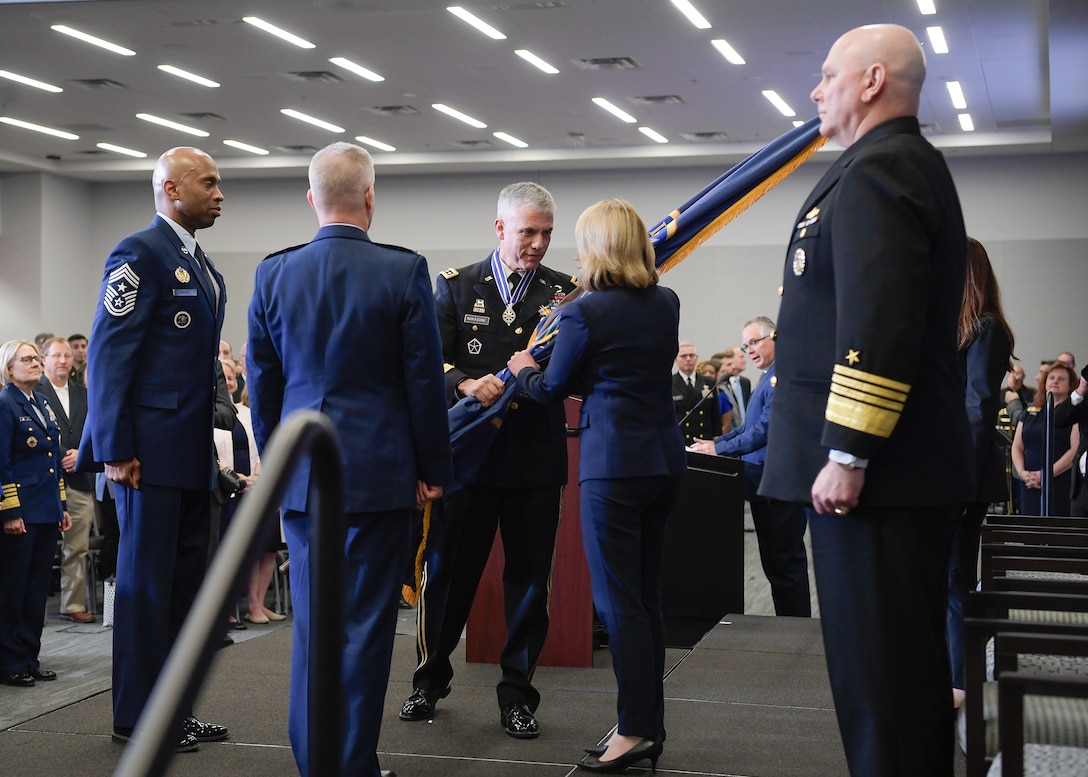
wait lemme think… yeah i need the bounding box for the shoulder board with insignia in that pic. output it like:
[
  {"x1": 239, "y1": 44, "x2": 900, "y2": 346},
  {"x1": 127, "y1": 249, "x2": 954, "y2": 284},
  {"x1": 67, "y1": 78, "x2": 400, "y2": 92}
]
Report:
[
  {"x1": 570, "y1": 275, "x2": 580, "y2": 286},
  {"x1": 262, "y1": 243, "x2": 308, "y2": 262},
  {"x1": 371, "y1": 240, "x2": 418, "y2": 256},
  {"x1": 440, "y1": 268, "x2": 459, "y2": 279}
]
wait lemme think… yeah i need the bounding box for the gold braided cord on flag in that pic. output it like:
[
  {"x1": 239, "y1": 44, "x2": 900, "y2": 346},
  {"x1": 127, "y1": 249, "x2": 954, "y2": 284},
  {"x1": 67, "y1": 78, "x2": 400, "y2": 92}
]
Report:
[
  {"x1": 656, "y1": 134, "x2": 827, "y2": 275},
  {"x1": 402, "y1": 499, "x2": 432, "y2": 606}
]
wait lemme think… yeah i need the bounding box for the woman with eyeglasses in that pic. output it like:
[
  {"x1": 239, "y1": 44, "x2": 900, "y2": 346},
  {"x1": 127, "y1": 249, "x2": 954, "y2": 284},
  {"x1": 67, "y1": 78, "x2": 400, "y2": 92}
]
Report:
[
  {"x1": 509, "y1": 199, "x2": 685, "y2": 773},
  {"x1": 0, "y1": 340, "x2": 71, "y2": 688}
]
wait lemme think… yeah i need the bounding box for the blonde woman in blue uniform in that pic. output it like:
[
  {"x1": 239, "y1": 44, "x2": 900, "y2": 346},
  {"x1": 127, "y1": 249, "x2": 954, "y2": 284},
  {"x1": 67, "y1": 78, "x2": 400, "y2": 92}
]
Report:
[{"x1": 0, "y1": 340, "x2": 71, "y2": 688}]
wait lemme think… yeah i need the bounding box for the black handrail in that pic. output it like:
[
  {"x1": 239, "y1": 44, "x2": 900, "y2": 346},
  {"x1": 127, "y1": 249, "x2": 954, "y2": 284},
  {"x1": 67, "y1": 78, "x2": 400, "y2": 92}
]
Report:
[
  {"x1": 114, "y1": 409, "x2": 345, "y2": 777},
  {"x1": 1042, "y1": 391, "x2": 1054, "y2": 516}
]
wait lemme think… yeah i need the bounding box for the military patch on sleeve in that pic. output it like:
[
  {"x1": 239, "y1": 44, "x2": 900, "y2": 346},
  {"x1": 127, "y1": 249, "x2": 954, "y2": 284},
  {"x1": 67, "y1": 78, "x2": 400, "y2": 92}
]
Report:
[
  {"x1": 104, "y1": 262, "x2": 140, "y2": 317},
  {"x1": 440, "y1": 267, "x2": 459, "y2": 279}
]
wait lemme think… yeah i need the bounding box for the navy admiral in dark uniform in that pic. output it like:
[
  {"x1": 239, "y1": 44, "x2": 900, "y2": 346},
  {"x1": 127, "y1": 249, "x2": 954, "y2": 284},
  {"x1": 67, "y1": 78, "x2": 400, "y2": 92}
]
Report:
[
  {"x1": 1, "y1": 341, "x2": 71, "y2": 688},
  {"x1": 672, "y1": 341, "x2": 719, "y2": 444},
  {"x1": 760, "y1": 25, "x2": 972, "y2": 777},
  {"x1": 400, "y1": 182, "x2": 577, "y2": 739},
  {"x1": 78, "y1": 147, "x2": 229, "y2": 752}
]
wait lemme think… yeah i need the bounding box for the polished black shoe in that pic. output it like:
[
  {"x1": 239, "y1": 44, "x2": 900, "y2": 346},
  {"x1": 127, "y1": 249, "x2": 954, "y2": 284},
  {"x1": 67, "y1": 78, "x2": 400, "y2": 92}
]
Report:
[
  {"x1": 579, "y1": 738, "x2": 662, "y2": 773},
  {"x1": 183, "y1": 716, "x2": 229, "y2": 742},
  {"x1": 2, "y1": 673, "x2": 35, "y2": 688},
  {"x1": 112, "y1": 726, "x2": 200, "y2": 753},
  {"x1": 500, "y1": 702, "x2": 540, "y2": 739},
  {"x1": 399, "y1": 685, "x2": 450, "y2": 721},
  {"x1": 29, "y1": 667, "x2": 57, "y2": 681}
]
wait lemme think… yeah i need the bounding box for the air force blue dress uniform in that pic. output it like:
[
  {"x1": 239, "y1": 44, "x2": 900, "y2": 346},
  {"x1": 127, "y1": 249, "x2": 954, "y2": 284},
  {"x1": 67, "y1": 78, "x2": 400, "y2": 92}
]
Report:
[
  {"x1": 248, "y1": 224, "x2": 452, "y2": 777},
  {"x1": 78, "y1": 214, "x2": 226, "y2": 731},
  {"x1": 514, "y1": 285, "x2": 686, "y2": 740},
  {"x1": 0, "y1": 385, "x2": 67, "y2": 678}
]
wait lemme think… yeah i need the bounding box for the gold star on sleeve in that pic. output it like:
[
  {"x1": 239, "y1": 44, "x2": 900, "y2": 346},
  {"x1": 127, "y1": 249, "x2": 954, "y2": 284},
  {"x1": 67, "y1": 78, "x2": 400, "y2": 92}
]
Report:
[{"x1": 845, "y1": 349, "x2": 861, "y2": 365}]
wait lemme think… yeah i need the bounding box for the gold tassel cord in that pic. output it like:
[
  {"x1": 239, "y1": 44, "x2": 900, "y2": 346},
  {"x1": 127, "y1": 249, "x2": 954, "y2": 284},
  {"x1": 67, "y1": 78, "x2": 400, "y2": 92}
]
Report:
[
  {"x1": 656, "y1": 135, "x2": 828, "y2": 276},
  {"x1": 402, "y1": 499, "x2": 431, "y2": 607}
]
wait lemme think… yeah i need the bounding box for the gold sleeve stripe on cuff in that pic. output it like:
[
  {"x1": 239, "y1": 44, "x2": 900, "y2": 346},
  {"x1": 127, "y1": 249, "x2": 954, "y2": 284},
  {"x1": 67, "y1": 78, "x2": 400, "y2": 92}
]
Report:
[
  {"x1": 833, "y1": 364, "x2": 911, "y2": 394},
  {"x1": 831, "y1": 373, "x2": 908, "y2": 404},
  {"x1": 1, "y1": 484, "x2": 20, "y2": 512},
  {"x1": 826, "y1": 393, "x2": 901, "y2": 438},
  {"x1": 830, "y1": 383, "x2": 905, "y2": 413}
]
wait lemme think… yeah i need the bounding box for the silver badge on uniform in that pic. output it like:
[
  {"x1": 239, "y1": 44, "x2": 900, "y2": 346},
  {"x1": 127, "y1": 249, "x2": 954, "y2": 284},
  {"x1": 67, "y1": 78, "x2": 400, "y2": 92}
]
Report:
[
  {"x1": 473, "y1": 299, "x2": 486, "y2": 313},
  {"x1": 467, "y1": 338, "x2": 482, "y2": 355},
  {"x1": 793, "y1": 248, "x2": 807, "y2": 276},
  {"x1": 174, "y1": 311, "x2": 192, "y2": 329}
]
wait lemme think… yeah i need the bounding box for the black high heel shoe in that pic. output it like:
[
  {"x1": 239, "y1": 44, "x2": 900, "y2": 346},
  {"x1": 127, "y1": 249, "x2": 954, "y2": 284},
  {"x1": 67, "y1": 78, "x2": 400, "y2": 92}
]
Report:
[{"x1": 578, "y1": 737, "x2": 662, "y2": 773}]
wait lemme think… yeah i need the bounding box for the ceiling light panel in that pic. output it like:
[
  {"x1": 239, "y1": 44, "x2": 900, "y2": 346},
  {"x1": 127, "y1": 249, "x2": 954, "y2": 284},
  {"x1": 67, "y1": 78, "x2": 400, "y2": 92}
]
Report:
[
  {"x1": 946, "y1": 81, "x2": 967, "y2": 110},
  {"x1": 592, "y1": 97, "x2": 637, "y2": 124},
  {"x1": 639, "y1": 126, "x2": 668, "y2": 144},
  {"x1": 432, "y1": 103, "x2": 487, "y2": 129},
  {"x1": 711, "y1": 39, "x2": 745, "y2": 66},
  {"x1": 242, "y1": 16, "x2": 316, "y2": 49},
  {"x1": 926, "y1": 26, "x2": 949, "y2": 54},
  {"x1": 158, "y1": 65, "x2": 220, "y2": 88},
  {"x1": 280, "y1": 109, "x2": 345, "y2": 133},
  {"x1": 355, "y1": 135, "x2": 396, "y2": 152},
  {"x1": 515, "y1": 50, "x2": 559, "y2": 74},
  {"x1": 917, "y1": 0, "x2": 937, "y2": 15},
  {"x1": 97, "y1": 142, "x2": 146, "y2": 158},
  {"x1": 958, "y1": 113, "x2": 974, "y2": 131},
  {"x1": 0, "y1": 116, "x2": 79, "y2": 139},
  {"x1": 493, "y1": 131, "x2": 528, "y2": 148},
  {"x1": 762, "y1": 90, "x2": 796, "y2": 117},
  {"x1": 136, "y1": 113, "x2": 209, "y2": 137},
  {"x1": 50, "y1": 24, "x2": 135, "y2": 56},
  {"x1": 223, "y1": 139, "x2": 269, "y2": 155},
  {"x1": 447, "y1": 7, "x2": 507, "y2": 40},
  {"x1": 670, "y1": 0, "x2": 711, "y2": 29},
  {"x1": 0, "y1": 69, "x2": 63, "y2": 93},
  {"x1": 329, "y1": 57, "x2": 385, "y2": 82}
]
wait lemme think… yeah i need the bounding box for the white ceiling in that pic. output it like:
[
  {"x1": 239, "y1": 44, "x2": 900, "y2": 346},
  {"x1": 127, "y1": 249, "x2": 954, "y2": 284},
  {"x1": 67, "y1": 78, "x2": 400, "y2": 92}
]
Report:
[{"x1": 0, "y1": 0, "x2": 1083, "y2": 181}]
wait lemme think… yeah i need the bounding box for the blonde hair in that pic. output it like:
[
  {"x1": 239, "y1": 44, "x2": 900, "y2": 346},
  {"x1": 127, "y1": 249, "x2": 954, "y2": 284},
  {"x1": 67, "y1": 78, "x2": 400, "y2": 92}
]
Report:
[
  {"x1": 575, "y1": 199, "x2": 657, "y2": 292},
  {"x1": 0, "y1": 340, "x2": 38, "y2": 385}
]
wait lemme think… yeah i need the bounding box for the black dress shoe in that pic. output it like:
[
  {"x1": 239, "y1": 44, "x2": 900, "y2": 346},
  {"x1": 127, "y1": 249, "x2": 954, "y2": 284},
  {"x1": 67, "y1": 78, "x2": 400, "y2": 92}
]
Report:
[
  {"x1": 183, "y1": 716, "x2": 229, "y2": 741},
  {"x1": 2, "y1": 673, "x2": 35, "y2": 688},
  {"x1": 29, "y1": 667, "x2": 57, "y2": 681},
  {"x1": 399, "y1": 685, "x2": 450, "y2": 721},
  {"x1": 112, "y1": 726, "x2": 200, "y2": 753},
  {"x1": 500, "y1": 702, "x2": 540, "y2": 739},
  {"x1": 579, "y1": 738, "x2": 662, "y2": 773}
]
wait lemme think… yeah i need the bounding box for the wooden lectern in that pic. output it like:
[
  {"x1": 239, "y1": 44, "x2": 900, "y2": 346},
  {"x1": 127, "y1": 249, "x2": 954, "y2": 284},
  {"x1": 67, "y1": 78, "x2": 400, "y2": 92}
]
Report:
[{"x1": 466, "y1": 397, "x2": 593, "y2": 667}]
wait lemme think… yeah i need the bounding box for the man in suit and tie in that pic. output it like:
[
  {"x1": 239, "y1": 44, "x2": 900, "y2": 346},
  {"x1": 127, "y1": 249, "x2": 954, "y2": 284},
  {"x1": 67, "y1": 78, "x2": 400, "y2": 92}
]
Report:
[
  {"x1": 673, "y1": 342, "x2": 718, "y2": 443},
  {"x1": 39, "y1": 337, "x2": 95, "y2": 623},
  {"x1": 717, "y1": 347, "x2": 752, "y2": 431},
  {"x1": 692, "y1": 318, "x2": 810, "y2": 617},
  {"x1": 79, "y1": 146, "x2": 229, "y2": 752},
  {"x1": 760, "y1": 25, "x2": 972, "y2": 776},
  {"x1": 248, "y1": 141, "x2": 451, "y2": 777},
  {"x1": 1055, "y1": 372, "x2": 1088, "y2": 516}
]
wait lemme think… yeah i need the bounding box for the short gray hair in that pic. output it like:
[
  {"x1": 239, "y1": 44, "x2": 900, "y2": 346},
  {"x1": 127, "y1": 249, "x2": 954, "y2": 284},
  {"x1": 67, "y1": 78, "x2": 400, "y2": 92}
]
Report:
[
  {"x1": 0, "y1": 340, "x2": 36, "y2": 386},
  {"x1": 497, "y1": 181, "x2": 555, "y2": 219},
  {"x1": 308, "y1": 142, "x2": 375, "y2": 208},
  {"x1": 744, "y1": 316, "x2": 776, "y2": 337}
]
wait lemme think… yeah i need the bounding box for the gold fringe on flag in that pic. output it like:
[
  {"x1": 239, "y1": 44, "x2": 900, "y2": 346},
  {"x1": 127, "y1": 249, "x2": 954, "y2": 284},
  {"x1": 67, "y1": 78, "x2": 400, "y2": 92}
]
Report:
[
  {"x1": 401, "y1": 499, "x2": 432, "y2": 607},
  {"x1": 656, "y1": 134, "x2": 827, "y2": 276}
]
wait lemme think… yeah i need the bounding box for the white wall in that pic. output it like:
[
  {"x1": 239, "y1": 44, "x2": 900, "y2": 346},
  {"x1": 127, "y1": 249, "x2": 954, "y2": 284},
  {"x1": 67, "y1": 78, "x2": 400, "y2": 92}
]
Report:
[{"x1": 5, "y1": 150, "x2": 1087, "y2": 382}]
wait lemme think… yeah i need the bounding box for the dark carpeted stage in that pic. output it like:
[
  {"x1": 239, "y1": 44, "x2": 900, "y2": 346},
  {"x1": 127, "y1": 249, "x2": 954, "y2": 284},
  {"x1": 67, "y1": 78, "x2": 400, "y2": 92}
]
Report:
[{"x1": 0, "y1": 614, "x2": 847, "y2": 776}]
